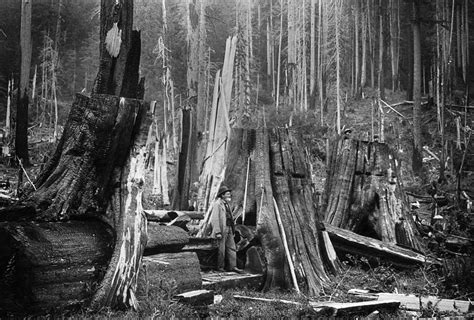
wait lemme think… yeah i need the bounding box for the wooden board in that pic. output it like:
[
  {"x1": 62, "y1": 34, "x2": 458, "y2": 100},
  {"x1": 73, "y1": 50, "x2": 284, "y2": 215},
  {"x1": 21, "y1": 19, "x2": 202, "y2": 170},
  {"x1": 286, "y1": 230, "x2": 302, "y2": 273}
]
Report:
[
  {"x1": 376, "y1": 293, "x2": 474, "y2": 313},
  {"x1": 201, "y1": 270, "x2": 264, "y2": 290}
]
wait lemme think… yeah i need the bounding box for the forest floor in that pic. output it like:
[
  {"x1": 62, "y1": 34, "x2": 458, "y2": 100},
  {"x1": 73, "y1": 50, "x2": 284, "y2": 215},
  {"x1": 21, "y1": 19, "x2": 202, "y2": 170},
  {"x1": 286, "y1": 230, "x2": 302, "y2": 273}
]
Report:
[{"x1": 1, "y1": 89, "x2": 474, "y2": 319}]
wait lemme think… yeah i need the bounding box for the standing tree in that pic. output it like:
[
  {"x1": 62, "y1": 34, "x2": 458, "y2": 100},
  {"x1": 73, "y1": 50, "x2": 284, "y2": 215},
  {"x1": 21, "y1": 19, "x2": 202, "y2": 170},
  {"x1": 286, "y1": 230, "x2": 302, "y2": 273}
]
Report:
[
  {"x1": 15, "y1": 0, "x2": 32, "y2": 167},
  {"x1": 412, "y1": 0, "x2": 423, "y2": 173}
]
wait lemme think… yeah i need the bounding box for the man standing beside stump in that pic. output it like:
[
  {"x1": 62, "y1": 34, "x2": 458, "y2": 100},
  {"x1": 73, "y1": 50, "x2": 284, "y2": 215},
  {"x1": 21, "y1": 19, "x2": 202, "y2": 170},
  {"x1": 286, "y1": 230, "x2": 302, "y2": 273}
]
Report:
[{"x1": 208, "y1": 185, "x2": 244, "y2": 273}]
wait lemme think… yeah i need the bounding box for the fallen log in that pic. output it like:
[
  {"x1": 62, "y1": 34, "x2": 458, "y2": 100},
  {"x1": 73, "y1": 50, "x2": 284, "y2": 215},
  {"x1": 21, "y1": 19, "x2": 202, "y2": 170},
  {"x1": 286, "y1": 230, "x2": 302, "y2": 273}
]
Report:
[
  {"x1": 0, "y1": 221, "x2": 114, "y2": 314},
  {"x1": 348, "y1": 289, "x2": 474, "y2": 313},
  {"x1": 323, "y1": 223, "x2": 440, "y2": 267},
  {"x1": 137, "y1": 252, "x2": 202, "y2": 299},
  {"x1": 144, "y1": 223, "x2": 189, "y2": 255},
  {"x1": 144, "y1": 210, "x2": 204, "y2": 222}
]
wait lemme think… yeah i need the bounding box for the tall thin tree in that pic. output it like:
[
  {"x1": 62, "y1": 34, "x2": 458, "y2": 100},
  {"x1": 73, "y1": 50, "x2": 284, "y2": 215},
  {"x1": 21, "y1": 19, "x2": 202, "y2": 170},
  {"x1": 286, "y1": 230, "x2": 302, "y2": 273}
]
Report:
[{"x1": 16, "y1": 0, "x2": 32, "y2": 166}]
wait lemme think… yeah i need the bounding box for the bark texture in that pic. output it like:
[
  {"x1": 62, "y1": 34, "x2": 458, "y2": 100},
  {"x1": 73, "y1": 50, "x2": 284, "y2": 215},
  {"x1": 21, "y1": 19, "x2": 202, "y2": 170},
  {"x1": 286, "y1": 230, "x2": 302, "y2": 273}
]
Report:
[
  {"x1": 324, "y1": 137, "x2": 422, "y2": 252},
  {"x1": 0, "y1": 221, "x2": 113, "y2": 314}
]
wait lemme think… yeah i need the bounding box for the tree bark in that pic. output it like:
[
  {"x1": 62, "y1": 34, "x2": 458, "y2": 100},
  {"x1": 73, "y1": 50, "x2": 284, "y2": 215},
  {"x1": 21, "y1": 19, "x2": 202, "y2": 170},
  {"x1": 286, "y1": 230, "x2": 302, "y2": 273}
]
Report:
[
  {"x1": 0, "y1": 221, "x2": 114, "y2": 315},
  {"x1": 324, "y1": 137, "x2": 423, "y2": 252}
]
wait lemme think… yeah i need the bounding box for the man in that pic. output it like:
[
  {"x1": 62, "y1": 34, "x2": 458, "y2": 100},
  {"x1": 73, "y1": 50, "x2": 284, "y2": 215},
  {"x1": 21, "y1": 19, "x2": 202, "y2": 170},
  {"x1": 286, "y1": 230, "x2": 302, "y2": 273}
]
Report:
[{"x1": 208, "y1": 185, "x2": 243, "y2": 273}]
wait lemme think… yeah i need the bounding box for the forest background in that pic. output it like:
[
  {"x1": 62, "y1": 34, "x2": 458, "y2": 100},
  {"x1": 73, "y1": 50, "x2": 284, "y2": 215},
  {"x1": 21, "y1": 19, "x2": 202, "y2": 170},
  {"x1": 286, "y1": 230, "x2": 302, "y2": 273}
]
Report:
[{"x1": 0, "y1": 0, "x2": 473, "y2": 188}]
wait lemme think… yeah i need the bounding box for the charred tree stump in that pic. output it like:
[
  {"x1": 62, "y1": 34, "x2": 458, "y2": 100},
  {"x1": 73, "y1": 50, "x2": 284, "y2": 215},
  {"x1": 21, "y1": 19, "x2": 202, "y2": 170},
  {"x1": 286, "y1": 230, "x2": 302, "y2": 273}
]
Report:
[
  {"x1": 0, "y1": 0, "x2": 150, "y2": 313},
  {"x1": 324, "y1": 137, "x2": 422, "y2": 252}
]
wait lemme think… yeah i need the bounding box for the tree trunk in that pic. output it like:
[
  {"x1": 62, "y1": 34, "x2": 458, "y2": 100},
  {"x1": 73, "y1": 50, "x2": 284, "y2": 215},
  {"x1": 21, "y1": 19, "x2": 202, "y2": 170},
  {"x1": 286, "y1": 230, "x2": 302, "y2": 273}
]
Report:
[
  {"x1": 324, "y1": 137, "x2": 423, "y2": 252},
  {"x1": 412, "y1": 0, "x2": 423, "y2": 174},
  {"x1": 16, "y1": 0, "x2": 32, "y2": 166},
  {"x1": 0, "y1": 221, "x2": 114, "y2": 314},
  {"x1": 378, "y1": 0, "x2": 385, "y2": 100}
]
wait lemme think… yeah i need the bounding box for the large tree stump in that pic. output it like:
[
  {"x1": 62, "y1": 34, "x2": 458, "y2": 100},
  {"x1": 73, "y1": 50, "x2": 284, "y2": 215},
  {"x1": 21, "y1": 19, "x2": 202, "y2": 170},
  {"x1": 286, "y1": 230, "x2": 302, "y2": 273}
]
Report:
[
  {"x1": 324, "y1": 137, "x2": 422, "y2": 252},
  {"x1": 0, "y1": 0, "x2": 151, "y2": 314},
  {"x1": 198, "y1": 128, "x2": 339, "y2": 295}
]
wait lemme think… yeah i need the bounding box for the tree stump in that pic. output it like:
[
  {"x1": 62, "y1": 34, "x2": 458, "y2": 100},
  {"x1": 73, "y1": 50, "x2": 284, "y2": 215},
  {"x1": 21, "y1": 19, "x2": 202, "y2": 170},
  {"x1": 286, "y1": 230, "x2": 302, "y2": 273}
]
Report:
[
  {"x1": 324, "y1": 137, "x2": 422, "y2": 252},
  {"x1": 198, "y1": 128, "x2": 340, "y2": 295}
]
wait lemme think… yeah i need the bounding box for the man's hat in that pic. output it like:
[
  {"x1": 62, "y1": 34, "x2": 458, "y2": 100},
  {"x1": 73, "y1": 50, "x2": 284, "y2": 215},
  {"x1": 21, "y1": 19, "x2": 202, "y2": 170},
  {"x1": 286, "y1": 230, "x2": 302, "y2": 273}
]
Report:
[{"x1": 217, "y1": 185, "x2": 232, "y2": 197}]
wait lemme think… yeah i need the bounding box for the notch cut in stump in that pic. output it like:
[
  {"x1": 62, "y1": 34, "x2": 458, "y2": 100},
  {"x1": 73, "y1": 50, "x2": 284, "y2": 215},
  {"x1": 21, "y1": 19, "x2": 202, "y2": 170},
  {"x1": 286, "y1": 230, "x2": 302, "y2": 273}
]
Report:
[{"x1": 324, "y1": 137, "x2": 422, "y2": 252}]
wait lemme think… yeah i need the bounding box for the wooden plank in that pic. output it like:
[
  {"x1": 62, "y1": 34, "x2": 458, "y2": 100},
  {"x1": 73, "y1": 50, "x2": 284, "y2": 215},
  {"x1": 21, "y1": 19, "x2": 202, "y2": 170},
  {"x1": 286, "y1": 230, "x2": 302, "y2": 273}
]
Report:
[
  {"x1": 324, "y1": 223, "x2": 441, "y2": 267},
  {"x1": 174, "y1": 289, "x2": 214, "y2": 306},
  {"x1": 376, "y1": 293, "x2": 474, "y2": 313},
  {"x1": 311, "y1": 300, "x2": 400, "y2": 317},
  {"x1": 233, "y1": 295, "x2": 400, "y2": 317},
  {"x1": 202, "y1": 271, "x2": 263, "y2": 290}
]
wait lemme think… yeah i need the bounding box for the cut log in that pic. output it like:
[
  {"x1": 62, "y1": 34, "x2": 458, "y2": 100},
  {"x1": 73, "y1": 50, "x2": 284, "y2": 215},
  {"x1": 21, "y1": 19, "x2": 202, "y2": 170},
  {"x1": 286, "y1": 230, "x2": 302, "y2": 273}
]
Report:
[
  {"x1": 144, "y1": 223, "x2": 189, "y2": 254},
  {"x1": 136, "y1": 252, "x2": 202, "y2": 299},
  {"x1": 0, "y1": 221, "x2": 113, "y2": 314},
  {"x1": 145, "y1": 209, "x2": 204, "y2": 222},
  {"x1": 324, "y1": 223, "x2": 441, "y2": 267},
  {"x1": 324, "y1": 137, "x2": 423, "y2": 252}
]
